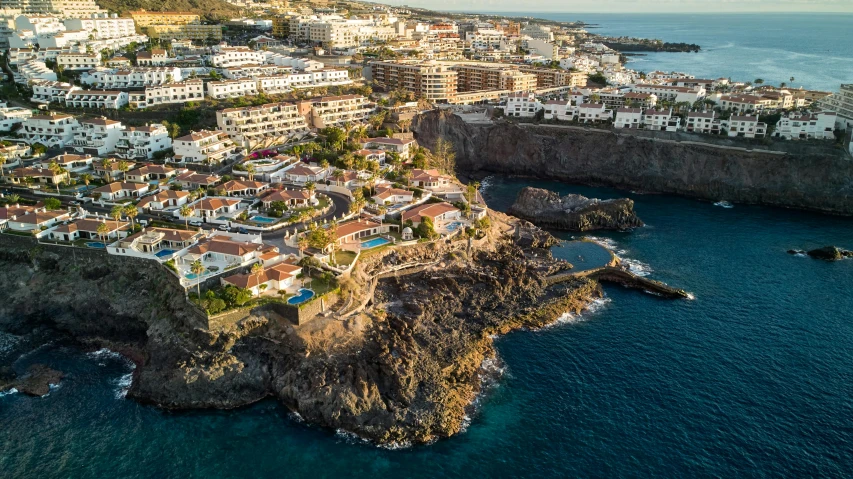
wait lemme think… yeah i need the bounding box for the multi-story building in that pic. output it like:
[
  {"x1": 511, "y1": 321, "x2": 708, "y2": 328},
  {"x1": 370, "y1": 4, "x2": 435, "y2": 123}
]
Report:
[
  {"x1": 71, "y1": 117, "x2": 123, "y2": 155},
  {"x1": 20, "y1": 112, "x2": 79, "y2": 147},
  {"x1": 81, "y1": 67, "x2": 182, "y2": 89},
  {"x1": 0, "y1": 105, "x2": 30, "y2": 133},
  {"x1": 773, "y1": 112, "x2": 837, "y2": 140},
  {"x1": 115, "y1": 124, "x2": 172, "y2": 160},
  {"x1": 642, "y1": 109, "x2": 680, "y2": 132},
  {"x1": 504, "y1": 91, "x2": 542, "y2": 117},
  {"x1": 577, "y1": 103, "x2": 611, "y2": 123},
  {"x1": 453, "y1": 64, "x2": 534, "y2": 93},
  {"x1": 16, "y1": 59, "x2": 56, "y2": 83},
  {"x1": 129, "y1": 79, "x2": 204, "y2": 109},
  {"x1": 209, "y1": 46, "x2": 266, "y2": 68},
  {"x1": 56, "y1": 52, "x2": 99, "y2": 70},
  {"x1": 146, "y1": 24, "x2": 222, "y2": 42},
  {"x1": 173, "y1": 130, "x2": 240, "y2": 164},
  {"x1": 128, "y1": 10, "x2": 199, "y2": 28},
  {"x1": 718, "y1": 94, "x2": 773, "y2": 114},
  {"x1": 217, "y1": 102, "x2": 309, "y2": 149},
  {"x1": 64, "y1": 90, "x2": 128, "y2": 109},
  {"x1": 64, "y1": 14, "x2": 134, "y2": 39},
  {"x1": 2, "y1": 0, "x2": 104, "y2": 17},
  {"x1": 519, "y1": 66, "x2": 588, "y2": 89},
  {"x1": 306, "y1": 94, "x2": 374, "y2": 129},
  {"x1": 724, "y1": 115, "x2": 767, "y2": 138},
  {"x1": 271, "y1": 15, "x2": 291, "y2": 38},
  {"x1": 136, "y1": 49, "x2": 170, "y2": 66},
  {"x1": 614, "y1": 107, "x2": 643, "y2": 129},
  {"x1": 206, "y1": 79, "x2": 258, "y2": 99},
  {"x1": 816, "y1": 84, "x2": 853, "y2": 129},
  {"x1": 370, "y1": 60, "x2": 458, "y2": 103},
  {"x1": 632, "y1": 84, "x2": 705, "y2": 104},
  {"x1": 30, "y1": 79, "x2": 79, "y2": 104},
  {"x1": 685, "y1": 111, "x2": 721, "y2": 135}
]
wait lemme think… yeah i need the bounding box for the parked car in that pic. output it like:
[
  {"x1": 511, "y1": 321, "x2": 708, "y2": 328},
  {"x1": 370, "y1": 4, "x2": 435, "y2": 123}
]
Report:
[
  {"x1": 237, "y1": 227, "x2": 248, "y2": 234},
  {"x1": 217, "y1": 224, "x2": 230, "y2": 231},
  {"x1": 189, "y1": 220, "x2": 202, "y2": 227}
]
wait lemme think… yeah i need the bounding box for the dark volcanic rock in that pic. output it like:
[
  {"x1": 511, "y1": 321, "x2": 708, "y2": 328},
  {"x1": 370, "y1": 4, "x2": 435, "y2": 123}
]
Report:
[
  {"x1": 8, "y1": 364, "x2": 64, "y2": 396},
  {"x1": 806, "y1": 246, "x2": 852, "y2": 261},
  {"x1": 508, "y1": 186, "x2": 643, "y2": 231}
]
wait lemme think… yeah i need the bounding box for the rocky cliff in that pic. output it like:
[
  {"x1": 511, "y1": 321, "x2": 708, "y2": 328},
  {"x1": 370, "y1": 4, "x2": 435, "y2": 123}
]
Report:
[
  {"x1": 508, "y1": 186, "x2": 644, "y2": 231},
  {"x1": 413, "y1": 110, "x2": 853, "y2": 215},
  {"x1": 0, "y1": 218, "x2": 605, "y2": 446}
]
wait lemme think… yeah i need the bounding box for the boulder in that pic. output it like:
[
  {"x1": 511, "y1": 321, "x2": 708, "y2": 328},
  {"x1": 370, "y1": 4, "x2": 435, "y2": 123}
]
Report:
[{"x1": 806, "y1": 246, "x2": 851, "y2": 261}]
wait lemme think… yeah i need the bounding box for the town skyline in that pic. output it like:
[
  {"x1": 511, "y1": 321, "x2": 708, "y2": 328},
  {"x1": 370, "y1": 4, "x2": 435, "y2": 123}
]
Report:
[{"x1": 380, "y1": 0, "x2": 853, "y2": 14}]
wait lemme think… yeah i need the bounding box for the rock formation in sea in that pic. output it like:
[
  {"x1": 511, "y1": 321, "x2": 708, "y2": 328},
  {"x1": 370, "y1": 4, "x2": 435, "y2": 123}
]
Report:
[
  {"x1": 412, "y1": 109, "x2": 853, "y2": 215},
  {"x1": 507, "y1": 186, "x2": 643, "y2": 231},
  {"x1": 805, "y1": 246, "x2": 852, "y2": 261}
]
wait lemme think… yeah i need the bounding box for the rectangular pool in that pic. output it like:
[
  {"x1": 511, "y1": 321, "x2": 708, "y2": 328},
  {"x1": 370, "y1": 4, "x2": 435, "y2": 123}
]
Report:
[
  {"x1": 361, "y1": 237, "x2": 391, "y2": 249},
  {"x1": 251, "y1": 216, "x2": 277, "y2": 224},
  {"x1": 154, "y1": 249, "x2": 175, "y2": 258}
]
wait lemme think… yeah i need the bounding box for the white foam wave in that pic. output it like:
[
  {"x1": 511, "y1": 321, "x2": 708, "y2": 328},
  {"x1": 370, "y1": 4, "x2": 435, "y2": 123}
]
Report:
[
  {"x1": 288, "y1": 411, "x2": 304, "y2": 423},
  {"x1": 583, "y1": 236, "x2": 651, "y2": 276},
  {"x1": 41, "y1": 383, "x2": 61, "y2": 398},
  {"x1": 114, "y1": 372, "x2": 133, "y2": 399},
  {"x1": 714, "y1": 201, "x2": 734, "y2": 209},
  {"x1": 541, "y1": 297, "x2": 613, "y2": 330},
  {"x1": 622, "y1": 258, "x2": 653, "y2": 277},
  {"x1": 478, "y1": 175, "x2": 495, "y2": 192},
  {"x1": 0, "y1": 388, "x2": 18, "y2": 397},
  {"x1": 87, "y1": 348, "x2": 124, "y2": 360},
  {"x1": 686, "y1": 292, "x2": 696, "y2": 300}
]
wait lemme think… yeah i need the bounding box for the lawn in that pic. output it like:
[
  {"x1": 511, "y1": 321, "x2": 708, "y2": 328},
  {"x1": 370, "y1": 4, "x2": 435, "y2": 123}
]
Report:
[{"x1": 334, "y1": 250, "x2": 357, "y2": 266}]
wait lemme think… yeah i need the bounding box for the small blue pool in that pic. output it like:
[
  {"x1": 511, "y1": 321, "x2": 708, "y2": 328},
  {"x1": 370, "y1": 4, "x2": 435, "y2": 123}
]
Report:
[
  {"x1": 185, "y1": 272, "x2": 205, "y2": 280},
  {"x1": 251, "y1": 215, "x2": 277, "y2": 224},
  {"x1": 287, "y1": 288, "x2": 315, "y2": 305},
  {"x1": 361, "y1": 237, "x2": 390, "y2": 249},
  {"x1": 446, "y1": 221, "x2": 464, "y2": 232},
  {"x1": 85, "y1": 242, "x2": 106, "y2": 248},
  {"x1": 154, "y1": 249, "x2": 175, "y2": 258}
]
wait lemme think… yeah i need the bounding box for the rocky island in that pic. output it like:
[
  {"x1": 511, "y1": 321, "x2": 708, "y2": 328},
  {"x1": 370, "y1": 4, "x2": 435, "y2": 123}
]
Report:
[{"x1": 508, "y1": 186, "x2": 644, "y2": 231}]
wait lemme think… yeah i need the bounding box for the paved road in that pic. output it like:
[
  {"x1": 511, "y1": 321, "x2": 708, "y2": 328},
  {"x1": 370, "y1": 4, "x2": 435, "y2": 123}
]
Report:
[{"x1": 261, "y1": 189, "x2": 350, "y2": 252}]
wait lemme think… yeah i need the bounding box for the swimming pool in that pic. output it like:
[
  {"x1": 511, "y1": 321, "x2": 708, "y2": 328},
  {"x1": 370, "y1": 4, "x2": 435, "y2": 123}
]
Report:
[
  {"x1": 446, "y1": 221, "x2": 465, "y2": 232},
  {"x1": 85, "y1": 242, "x2": 106, "y2": 248},
  {"x1": 251, "y1": 216, "x2": 277, "y2": 224},
  {"x1": 287, "y1": 288, "x2": 315, "y2": 305},
  {"x1": 154, "y1": 249, "x2": 175, "y2": 258},
  {"x1": 361, "y1": 237, "x2": 390, "y2": 249}
]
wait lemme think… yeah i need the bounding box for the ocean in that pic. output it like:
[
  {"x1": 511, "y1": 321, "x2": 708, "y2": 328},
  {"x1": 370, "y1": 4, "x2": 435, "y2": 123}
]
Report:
[
  {"x1": 3, "y1": 176, "x2": 853, "y2": 478},
  {"x1": 471, "y1": 12, "x2": 853, "y2": 92}
]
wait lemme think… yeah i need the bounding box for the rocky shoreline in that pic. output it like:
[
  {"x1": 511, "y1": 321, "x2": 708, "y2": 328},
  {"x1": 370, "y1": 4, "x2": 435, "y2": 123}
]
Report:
[
  {"x1": 0, "y1": 214, "x2": 615, "y2": 445},
  {"x1": 508, "y1": 186, "x2": 644, "y2": 231}
]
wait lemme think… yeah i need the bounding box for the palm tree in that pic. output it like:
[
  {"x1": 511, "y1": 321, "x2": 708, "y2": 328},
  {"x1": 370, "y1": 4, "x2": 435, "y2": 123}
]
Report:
[
  {"x1": 0, "y1": 154, "x2": 6, "y2": 180},
  {"x1": 100, "y1": 158, "x2": 113, "y2": 181},
  {"x1": 245, "y1": 163, "x2": 256, "y2": 182},
  {"x1": 179, "y1": 204, "x2": 193, "y2": 229},
  {"x1": 398, "y1": 119, "x2": 412, "y2": 133},
  {"x1": 402, "y1": 168, "x2": 413, "y2": 188},
  {"x1": 305, "y1": 180, "x2": 316, "y2": 198},
  {"x1": 319, "y1": 159, "x2": 329, "y2": 171},
  {"x1": 123, "y1": 204, "x2": 138, "y2": 229},
  {"x1": 117, "y1": 160, "x2": 130, "y2": 181},
  {"x1": 47, "y1": 160, "x2": 63, "y2": 193},
  {"x1": 80, "y1": 173, "x2": 92, "y2": 192},
  {"x1": 250, "y1": 262, "x2": 263, "y2": 297},
  {"x1": 6, "y1": 193, "x2": 20, "y2": 204},
  {"x1": 190, "y1": 259, "x2": 205, "y2": 298},
  {"x1": 110, "y1": 205, "x2": 123, "y2": 222},
  {"x1": 97, "y1": 222, "x2": 109, "y2": 245},
  {"x1": 297, "y1": 236, "x2": 308, "y2": 258}
]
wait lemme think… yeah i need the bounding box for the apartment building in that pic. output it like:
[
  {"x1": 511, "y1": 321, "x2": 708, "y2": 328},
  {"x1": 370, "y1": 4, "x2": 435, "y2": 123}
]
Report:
[
  {"x1": 30, "y1": 80, "x2": 80, "y2": 104},
  {"x1": 724, "y1": 115, "x2": 767, "y2": 138},
  {"x1": 453, "y1": 64, "x2": 535, "y2": 93},
  {"x1": 81, "y1": 67, "x2": 183, "y2": 89},
  {"x1": 519, "y1": 67, "x2": 588, "y2": 89},
  {"x1": 0, "y1": 105, "x2": 33, "y2": 131},
  {"x1": 816, "y1": 84, "x2": 853, "y2": 128},
  {"x1": 685, "y1": 111, "x2": 721, "y2": 135},
  {"x1": 773, "y1": 112, "x2": 837, "y2": 140},
  {"x1": 64, "y1": 14, "x2": 134, "y2": 39},
  {"x1": 20, "y1": 112, "x2": 79, "y2": 147},
  {"x1": 16, "y1": 59, "x2": 56, "y2": 83},
  {"x1": 370, "y1": 60, "x2": 458, "y2": 103},
  {"x1": 206, "y1": 79, "x2": 258, "y2": 99},
  {"x1": 542, "y1": 100, "x2": 573, "y2": 121},
  {"x1": 64, "y1": 90, "x2": 128, "y2": 109},
  {"x1": 307, "y1": 94, "x2": 374, "y2": 129},
  {"x1": 136, "y1": 49, "x2": 170, "y2": 67},
  {"x1": 632, "y1": 84, "x2": 705, "y2": 104},
  {"x1": 147, "y1": 24, "x2": 222, "y2": 42},
  {"x1": 115, "y1": 124, "x2": 172, "y2": 160},
  {"x1": 71, "y1": 117, "x2": 123, "y2": 155},
  {"x1": 128, "y1": 10, "x2": 199, "y2": 27},
  {"x1": 2, "y1": 0, "x2": 104, "y2": 17},
  {"x1": 642, "y1": 109, "x2": 680, "y2": 132},
  {"x1": 577, "y1": 103, "x2": 611, "y2": 123},
  {"x1": 55, "y1": 52, "x2": 99, "y2": 70},
  {"x1": 132, "y1": 79, "x2": 204, "y2": 109},
  {"x1": 718, "y1": 94, "x2": 773, "y2": 114},
  {"x1": 222, "y1": 64, "x2": 288, "y2": 79},
  {"x1": 173, "y1": 130, "x2": 240, "y2": 164},
  {"x1": 209, "y1": 46, "x2": 266, "y2": 68},
  {"x1": 614, "y1": 107, "x2": 643, "y2": 129},
  {"x1": 504, "y1": 91, "x2": 542, "y2": 117},
  {"x1": 216, "y1": 102, "x2": 309, "y2": 149}
]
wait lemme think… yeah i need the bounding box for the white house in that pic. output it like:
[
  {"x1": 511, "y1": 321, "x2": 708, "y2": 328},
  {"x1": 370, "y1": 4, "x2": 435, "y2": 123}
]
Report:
[
  {"x1": 115, "y1": 124, "x2": 173, "y2": 160},
  {"x1": 401, "y1": 202, "x2": 461, "y2": 227},
  {"x1": 125, "y1": 164, "x2": 177, "y2": 183},
  {"x1": 64, "y1": 90, "x2": 129, "y2": 109},
  {"x1": 92, "y1": 181, "x2": 150, "y2": 201},
  {"x1": 505, "y1": 91, "x2": 542, "y2": 117},
  {"x1": 372, "y1": 186, "x2": 414, "y2": 205},
  {"x1": 178, "y1": 197, "x2": 242, "y2": 219},
  {"x1": 576, "y1": 103, "x2": 611, "y2": 123},
  {"x1": 0, "y1": 105, "x2": 32, "y2": 132},
  {"x1": 642, "y1": 109, "x2": 680, "y2": 132},
  {"x1": 284, "y1": 164, "x2": 327, "y2": 183},
  {"x1": 173, "y1": 130, "x2": 240, "y2": 165},
  {"x1": 136, "y1": 189, "x2": 191, "y2": 212},
  {"x1": 773, "y1": 112, "x2": 837, "y2": 140},
  {"x1": 614, "y1": 107, "x2": 643, "y2": 129},
  {"x1": 49, "y1": 218, "x2": 130, "y2": 242},
  {"x1": 685, "y1": 111, "x2": 721, "y2": 135},
  {"x1": 206, "y1": 79, "x2": 258, "y2": 99},
  {"x1": 20, "y1": 113, "x2": 79, "y2": 148},
  {"x1": 71, "y1": 118, "x2": 124, "y2": 156},
  {"x1": 724, "y1": 115, "x2": 767, "y2": 138}
]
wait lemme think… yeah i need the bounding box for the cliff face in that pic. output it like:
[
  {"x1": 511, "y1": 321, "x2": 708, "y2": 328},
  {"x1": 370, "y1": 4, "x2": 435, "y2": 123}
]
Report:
[
  {"x1": 413, "y1": 110, "x2": 853, "y2": 215},
  {"x1": 508, "y1": 186, "x2": 644, "y2": 231}
]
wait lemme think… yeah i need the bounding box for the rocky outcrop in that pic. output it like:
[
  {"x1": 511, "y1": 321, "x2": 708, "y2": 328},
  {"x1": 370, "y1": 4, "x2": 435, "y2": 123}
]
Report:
[
  {"x1": 0, "y1": 218, "x2": 611, "y2": 445},
  {"x1": 806, "y1": 246, "x2": 852, "y2": 261},
  {"x1": 0, "y1": 364, "x2": 63, "y2": 396},
  {"x1": 413, "y1": 110, "x2": 853, "y2": 215},
  {"x1": 508, "y1": 186, "x2": 643, "y2": 231}
]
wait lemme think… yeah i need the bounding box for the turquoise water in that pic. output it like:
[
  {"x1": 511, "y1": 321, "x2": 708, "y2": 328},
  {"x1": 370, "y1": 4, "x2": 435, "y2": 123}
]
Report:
[
  {"x1": 3, "y1": 175, "x2": 853, "y2": 477},
  {"x1": 154, "y1": 249, "x2": 175, "y2": 258},
  {"x1": 361, "y1": 237, "x2": 391, "y2": 249},
  {"x1": 85, "y1": 242, "x2": 106, "y2": 249},
  {"x1": 456, "y1": 12, "x2": 853, "y2": 91},
  {"x1": 287, "y1": 288, "x2": 315, "y2": 305},
  {"x1": 251, "y1": 216, "x2": 277, "y2": 224}
]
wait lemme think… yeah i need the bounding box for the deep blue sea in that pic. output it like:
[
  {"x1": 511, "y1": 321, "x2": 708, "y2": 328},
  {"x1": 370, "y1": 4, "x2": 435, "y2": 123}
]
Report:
[
  {"x1": 464, "y1": 12, "x2": 853, "y2": 92},
  {"x1": 3, "y1": 176, "x2": 853, "y2": 477}
]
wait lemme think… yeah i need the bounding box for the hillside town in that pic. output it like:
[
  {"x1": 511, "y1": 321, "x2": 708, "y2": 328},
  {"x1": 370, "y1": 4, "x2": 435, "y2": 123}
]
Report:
[{"x1": 0, "y1": 0, "x2": 851, "y2": 319}]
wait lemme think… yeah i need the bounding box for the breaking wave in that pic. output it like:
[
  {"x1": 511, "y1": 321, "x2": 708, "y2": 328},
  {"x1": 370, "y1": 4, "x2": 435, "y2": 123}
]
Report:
[
  {"x1": 714, "y1": 201, "x2": 734, "y2": 209},
  {"x1": 583, "y1": 236, "x2": 651, "y2": 275},
  {"x1": 542, "y1": 296, "x2": 613, "y2": 330},
  {"x1": 0, "y1": 388, "x2": 18, "y2": 397}
]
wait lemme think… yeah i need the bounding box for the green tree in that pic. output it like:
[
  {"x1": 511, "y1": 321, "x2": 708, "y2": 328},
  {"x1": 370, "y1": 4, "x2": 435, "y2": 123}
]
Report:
[
  {"x1": 97, "y1": 222, "x2": 109, "y2": 244},
  {"x1": 123, "y1": 204, "x2": 138, "y2": 229},
  {"x1": 44, "y1": 197, "x2": 61, "y2": 210},
  {"x1": 190, "y1": 259, "x2": 205, "y2": 298},
  {"x1": 80, "y1": 173, "x2": 92, "y2": 192},
  {"x1": 179, "y1": 204, "x2": 193, "y2": 229}
]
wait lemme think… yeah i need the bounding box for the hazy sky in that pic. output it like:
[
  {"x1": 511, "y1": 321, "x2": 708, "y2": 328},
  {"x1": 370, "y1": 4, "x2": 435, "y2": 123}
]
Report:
[{"x1": 384, "y1": 0, "x2": 853, "y2": 13}]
